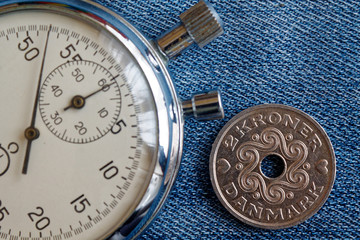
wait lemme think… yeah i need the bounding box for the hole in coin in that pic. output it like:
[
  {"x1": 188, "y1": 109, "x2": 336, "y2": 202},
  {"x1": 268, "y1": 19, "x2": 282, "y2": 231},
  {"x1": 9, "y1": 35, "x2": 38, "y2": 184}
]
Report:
[{"x1": 260, "y1": 154, "x2": 285, "y2": 178}]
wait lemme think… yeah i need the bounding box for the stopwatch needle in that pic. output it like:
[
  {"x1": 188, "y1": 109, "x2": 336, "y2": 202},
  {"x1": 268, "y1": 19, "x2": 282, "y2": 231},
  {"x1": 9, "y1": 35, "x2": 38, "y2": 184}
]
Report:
[
  {"x1": 22, "y1": 25, "x2": 52, "y2": 175},
  {"x1": 63, "y1": 74, "x2": 119, "y2": 111}
]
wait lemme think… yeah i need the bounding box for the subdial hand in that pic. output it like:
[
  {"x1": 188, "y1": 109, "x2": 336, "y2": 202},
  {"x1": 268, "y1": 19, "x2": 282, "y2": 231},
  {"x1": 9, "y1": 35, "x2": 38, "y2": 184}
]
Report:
[
  {"x1": 22, "y1": 25, "x2": 52, "y2": 175},
  {"x1": 63, "y1": 74, "x2": 119, "y2": 111}
]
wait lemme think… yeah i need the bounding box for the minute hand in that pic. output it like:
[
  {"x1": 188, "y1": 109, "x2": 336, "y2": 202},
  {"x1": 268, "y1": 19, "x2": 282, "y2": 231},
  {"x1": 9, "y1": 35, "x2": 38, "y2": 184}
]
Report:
[{"x1": 64, "y1": 74, "x2": 119, "y2": 111}]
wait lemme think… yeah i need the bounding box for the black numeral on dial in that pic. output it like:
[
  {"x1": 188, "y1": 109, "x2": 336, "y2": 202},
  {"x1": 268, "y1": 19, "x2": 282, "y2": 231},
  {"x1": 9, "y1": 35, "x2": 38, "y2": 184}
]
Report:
[
  {"x1": 74, "y1": 121, "x2": 87, "y2": 135},
  {"x1": 60, "y1": 44, "x2": 83, "y2": 61},
  {"x1": 27, "y1": 207, "x2": 51, "y2": 231},
  {"x1": 51, "y1": 85, "x2": 63, "y2": 97},
  {"x1": 72, "y1": 68, "x2": 85, "y2": 82},
  {"x1": 70, "y1": 194, "x2": 91, "y2": 213},
  {"x1": 18, "y1": 36, "x2": 40, "y2": 61},
  {"x1": 111, "y1": 119, "x2": 127, "y2": 134},
  {"x1": 0, "y1": 200, "x2": 9, "y2": 222},
  {"x1": 99, "y1": 161, "x2": 119, "y2": 180},
  {"x1": 50, "y1": 111, "x2": 63, "y2": 125}
]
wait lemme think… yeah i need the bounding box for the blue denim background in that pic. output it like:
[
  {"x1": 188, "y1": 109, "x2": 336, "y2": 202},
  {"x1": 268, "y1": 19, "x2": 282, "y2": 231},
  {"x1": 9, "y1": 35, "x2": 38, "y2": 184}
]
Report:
[{"x1": 95, "y1": 0, "x2": 359, "y2": 238}]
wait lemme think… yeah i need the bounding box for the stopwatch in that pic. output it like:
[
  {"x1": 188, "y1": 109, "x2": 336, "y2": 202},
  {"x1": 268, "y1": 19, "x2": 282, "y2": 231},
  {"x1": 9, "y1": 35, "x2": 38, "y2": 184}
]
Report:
[{"x1": 0, "y1": 0, "x2": 224, "y2": 239}]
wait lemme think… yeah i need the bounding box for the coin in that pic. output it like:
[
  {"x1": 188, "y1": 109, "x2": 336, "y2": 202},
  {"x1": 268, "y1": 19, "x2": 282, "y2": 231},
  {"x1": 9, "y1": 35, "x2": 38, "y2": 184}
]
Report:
[{"x1": 210, "y1": 104, "x2": 336, "y2": 229}]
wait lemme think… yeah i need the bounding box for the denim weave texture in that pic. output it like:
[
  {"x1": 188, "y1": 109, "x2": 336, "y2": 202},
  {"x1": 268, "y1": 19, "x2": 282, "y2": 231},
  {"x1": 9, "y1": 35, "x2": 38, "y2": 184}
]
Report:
[{"x1": 96, "y1": 0, "x2": 359, "y2": 239}]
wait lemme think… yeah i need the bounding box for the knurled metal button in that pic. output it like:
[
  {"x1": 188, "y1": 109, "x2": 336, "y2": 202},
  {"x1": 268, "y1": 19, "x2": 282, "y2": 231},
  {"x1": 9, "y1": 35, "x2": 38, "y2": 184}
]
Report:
[
  {"x1": 210, "y1": 104, "x2": 336, "y2": 229},
  {"x1": 180, "y1": 0, "x2": 224, "y2": 48}
]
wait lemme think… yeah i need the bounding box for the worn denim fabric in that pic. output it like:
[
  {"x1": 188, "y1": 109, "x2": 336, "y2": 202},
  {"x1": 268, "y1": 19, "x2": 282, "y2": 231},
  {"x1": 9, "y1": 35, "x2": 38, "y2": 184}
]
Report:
[{"x1": 96, "y1": 0, "x2": 359, "y2": 239}]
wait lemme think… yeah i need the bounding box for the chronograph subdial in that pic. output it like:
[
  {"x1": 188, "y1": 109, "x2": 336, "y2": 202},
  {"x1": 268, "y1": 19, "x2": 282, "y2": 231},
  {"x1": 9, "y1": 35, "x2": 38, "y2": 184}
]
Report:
[{"x1": 39, "y1": 60, "x2": 121, "y2": 143}]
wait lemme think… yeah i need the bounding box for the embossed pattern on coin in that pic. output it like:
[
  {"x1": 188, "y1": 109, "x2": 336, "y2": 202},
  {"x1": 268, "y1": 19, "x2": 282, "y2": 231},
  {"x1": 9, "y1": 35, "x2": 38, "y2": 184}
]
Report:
[{"x1": 210, "y1": 104, "x2": 336, "y2": 229}]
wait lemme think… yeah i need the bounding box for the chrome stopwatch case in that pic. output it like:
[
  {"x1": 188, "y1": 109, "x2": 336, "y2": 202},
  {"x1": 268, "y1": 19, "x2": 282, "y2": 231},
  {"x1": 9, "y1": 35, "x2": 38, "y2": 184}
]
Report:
[{"x1": 0, "y1": 0, "x2": 223, "y2": 239}]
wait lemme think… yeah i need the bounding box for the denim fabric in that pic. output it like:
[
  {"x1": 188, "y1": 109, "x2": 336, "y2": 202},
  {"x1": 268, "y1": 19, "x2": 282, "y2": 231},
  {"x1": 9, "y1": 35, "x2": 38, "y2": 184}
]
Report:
[{"x1": 96, "y1": 0, "x2": 359, "y2": 239}]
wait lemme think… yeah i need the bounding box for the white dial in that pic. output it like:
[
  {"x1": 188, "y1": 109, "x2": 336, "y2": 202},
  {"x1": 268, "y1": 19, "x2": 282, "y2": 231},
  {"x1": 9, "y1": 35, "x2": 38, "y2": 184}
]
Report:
[
  {"x1": 0, "y1": 4, "x2": 158, "y2": 240},
  {"x1": 39, "y1": 60, "x2": 122, "y2": 143}
]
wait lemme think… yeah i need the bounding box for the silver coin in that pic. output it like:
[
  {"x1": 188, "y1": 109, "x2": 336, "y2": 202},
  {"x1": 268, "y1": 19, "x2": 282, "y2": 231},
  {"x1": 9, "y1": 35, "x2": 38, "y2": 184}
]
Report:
[{"x1": 210, "y1": 104, "x2": 336, "y2": 229}]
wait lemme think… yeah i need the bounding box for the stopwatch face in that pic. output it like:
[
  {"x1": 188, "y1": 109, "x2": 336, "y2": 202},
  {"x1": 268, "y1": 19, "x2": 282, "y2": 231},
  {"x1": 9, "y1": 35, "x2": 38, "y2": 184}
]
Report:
[{"x1": 0, "y1": 3, "x2": 162, "y2": 239}]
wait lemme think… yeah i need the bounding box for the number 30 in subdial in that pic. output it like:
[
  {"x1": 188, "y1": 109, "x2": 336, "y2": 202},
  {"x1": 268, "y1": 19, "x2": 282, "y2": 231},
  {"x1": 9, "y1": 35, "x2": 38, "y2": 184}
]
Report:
[{"x1": 39, "y1": 61, "x2": 121, "y2": 144}]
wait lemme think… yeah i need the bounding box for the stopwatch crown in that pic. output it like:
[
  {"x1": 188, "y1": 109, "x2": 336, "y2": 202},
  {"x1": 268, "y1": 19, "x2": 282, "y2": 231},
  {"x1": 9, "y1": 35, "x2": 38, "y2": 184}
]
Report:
[
  {"x1": 156, "y1": 0, "x2": 223, "y2": 58},
  {"x1": 180, "y1": 0, "x2": 224, "y2": 48}
]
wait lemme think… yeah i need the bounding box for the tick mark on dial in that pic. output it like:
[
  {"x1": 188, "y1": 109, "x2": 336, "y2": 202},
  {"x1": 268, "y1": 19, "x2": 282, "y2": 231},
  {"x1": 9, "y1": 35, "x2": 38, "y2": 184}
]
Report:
[
  {"x1": 62, "y1": 130, "x2": 67, "y2": 139},
  {"x1": 96, "y1": 127, "x2": 103, "y2": 136},
  {"x1": 93, "y1": 65, "x2": 98, "y2": 74}
]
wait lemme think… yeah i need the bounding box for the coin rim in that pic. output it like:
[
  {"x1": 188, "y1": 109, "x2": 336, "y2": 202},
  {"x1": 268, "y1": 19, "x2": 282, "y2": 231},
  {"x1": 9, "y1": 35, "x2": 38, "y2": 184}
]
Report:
[{"x1": 209, "y1": 104, "x2": 336, "y2": 229}]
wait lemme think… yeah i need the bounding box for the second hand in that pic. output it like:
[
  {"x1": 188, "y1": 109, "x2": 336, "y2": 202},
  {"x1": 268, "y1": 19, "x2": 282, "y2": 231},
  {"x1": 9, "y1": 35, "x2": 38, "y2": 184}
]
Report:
[{"x1": 22, "y1": 24, "x2": 52, "y2": 175}]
